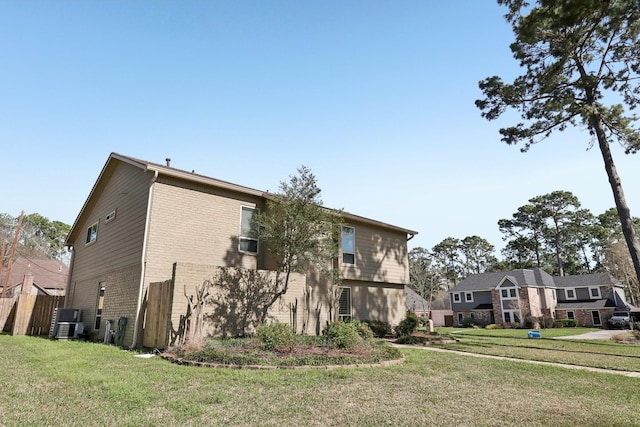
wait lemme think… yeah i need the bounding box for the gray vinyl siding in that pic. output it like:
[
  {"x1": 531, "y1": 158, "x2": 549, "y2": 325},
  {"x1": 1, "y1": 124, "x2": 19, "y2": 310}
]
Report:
[
  {"x1": 451, "y1": 290, "x2": 492, "y2": 311},
  {"x1": 340, "y1": 222, "x2": 409, "y2": 285}
]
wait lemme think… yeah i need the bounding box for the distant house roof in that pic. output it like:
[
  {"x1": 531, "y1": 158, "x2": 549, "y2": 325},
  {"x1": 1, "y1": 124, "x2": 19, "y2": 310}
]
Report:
[
  {"x1": 405, "y1": 287, "x2": 451, "y2": 312},
  {"x1": 554, "y1": 272, "x2": 622, "y2": 288},
  {"x1": 451, "y1": 268, "x2": 622, "y2": 293},
  {"x1": 555, "y1": 299, "x2": 619, "y2": 309},
  {"x1": 66, "y1": 152, "x2": 418, "y2": 246},
  {"x1": 0, "y1": 257, "x2": 68, "y2": 292}
]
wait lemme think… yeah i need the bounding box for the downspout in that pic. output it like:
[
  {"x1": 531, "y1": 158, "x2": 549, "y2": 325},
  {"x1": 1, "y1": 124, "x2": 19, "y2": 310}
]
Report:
[
  {"x1": 64, "y1": 246, "x2": 76, "y2": 307},
  {"x1": 131, "y1": 170, "x2": 158, "y2": 349}
]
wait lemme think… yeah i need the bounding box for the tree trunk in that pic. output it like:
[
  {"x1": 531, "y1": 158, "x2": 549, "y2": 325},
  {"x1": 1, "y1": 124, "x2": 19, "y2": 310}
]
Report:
[{"x1": 592, "y1": 115, "x2": 640, "y2": 288}]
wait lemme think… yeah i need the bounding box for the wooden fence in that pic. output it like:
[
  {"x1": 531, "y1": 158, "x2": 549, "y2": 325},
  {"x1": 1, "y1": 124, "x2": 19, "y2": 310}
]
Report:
[{"x1": 0, "y1": 295, "x2": 64, "y2": 336}]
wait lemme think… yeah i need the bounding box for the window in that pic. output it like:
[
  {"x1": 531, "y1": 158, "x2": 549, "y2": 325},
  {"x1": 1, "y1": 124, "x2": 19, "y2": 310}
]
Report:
[
  {"x1": 341, "y1": 226, "x2": 355, "y2": 264},
  {"x1": 465, "y1": 292, "x2": 474, "y2": 302},
  {"x1": 239, "y1": 207, "x2": 258, "y2": 254},
  {"x1": 95, "y1": 284, "x2": 105, "y2": 330},
  {"x1": 504, "y1": 311, "x2": 512, "y2": 323},
  {"x1": 591, "y1": 310, "x2": 601, "y2": 326},
  {"x1": 457, "y1": 313, "x2": 463, "y2": 325},
  {"x1": 453, "y1": 293, "x2": 461, "y2": 303},
  {"x1": 86, "y1": 222, "x2": 98, "y2": 244},
  {"x1": 565, "y1": 288, "x2": 576, "y2": 300},
  {"x1": 338, "y1": 287, "x2": 351, "y2": 321},
  {"x1": 567, "y1": 311, "x2": 575, "y2": 320},
  {"x1": 500, "y1": 286, "x2": 517, "y2": 299},
  {"x1": 105, "y1": 209, "x2": 116, "y2": 223},
  {"x1": 589, "y1": 287, "x2": 601, "y2": 299}
]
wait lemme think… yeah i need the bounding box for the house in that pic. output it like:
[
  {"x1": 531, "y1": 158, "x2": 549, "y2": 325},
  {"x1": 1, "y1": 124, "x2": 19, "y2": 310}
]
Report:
[
  {"x1": 449, "y1": 268, "x2": 631, "y2": 328},
  {"x1": 63, "y1": 153, "x2": 417, "y2": 348},
  {"x1": 1, "y1": 257, "x2": 68, "y2": 298},
  {"x1": 405, "y1": 287, "x2": 453, "y2": 326}
]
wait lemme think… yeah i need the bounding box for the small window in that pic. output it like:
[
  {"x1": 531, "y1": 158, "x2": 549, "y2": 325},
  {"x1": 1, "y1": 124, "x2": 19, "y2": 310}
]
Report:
[
  {"x1": 589, "y1": 287, "x2": 601, "y2": 299},
  {"x1": 341, "y1": 226, "x2": 355, "y2": 265},
  {"x1": 105, "y1": 209, "x2": 116, "y2": 223},
  {"x1": 95, "y1": 284, "x2": 105, "y2": 330},
  {"x1": 500, "y1": 286, "x2": 518, "y2": 300},
  {"x1": 465, "y1": 292, "x2": 474, "y2": 302},
  {"x1": 86, "y1": 222, "x2": 98, "y2": 244},
  {"x1": 239, "y1": 207, "x2": 258, "y2": 254},
  {"x1": 567, "y1": 311, "x2": 575, "y2": 320},
  {"x1": 566, "y1": 288, "x2": 576, "y2": 300},
  {"x1": 504, "y1": 311, "x2": 512, "y2": 323},
  {"x1": 457, "y1": 312, "x2": 463, "y2": 325},
  {"x1": 338, "y1": 287, "x2": 351, "y2": 321},
  {"x1": 453, "y1": 293, "x2": 461, "y2": 303}
]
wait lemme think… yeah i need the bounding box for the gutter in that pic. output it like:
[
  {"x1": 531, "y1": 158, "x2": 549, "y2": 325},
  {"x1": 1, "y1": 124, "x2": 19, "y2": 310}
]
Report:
[{"x1": 130, "y1": 170, "x2": 158, "y2": 349}]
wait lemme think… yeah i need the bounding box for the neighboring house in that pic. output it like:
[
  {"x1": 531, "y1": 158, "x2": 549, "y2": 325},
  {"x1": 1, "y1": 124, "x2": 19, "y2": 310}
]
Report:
[
  {"x1": 64, "y1": 153, "x2": 417, "y2": 348},
  {"x1": 0, "y1": 257, "x2": 68, "y2": 298},
  {"x1": 449, "y1": 268, "x2": 631, "y2": 328},
  {"x1": 405, "y1": 287, "x2": 453, "y2": 326}
]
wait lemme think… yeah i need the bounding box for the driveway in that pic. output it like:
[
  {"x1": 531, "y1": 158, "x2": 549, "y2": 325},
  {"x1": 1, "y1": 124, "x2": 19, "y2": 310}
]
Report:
[{"x1": 554, "y1": 329, "x2": 630, "y2": 340}]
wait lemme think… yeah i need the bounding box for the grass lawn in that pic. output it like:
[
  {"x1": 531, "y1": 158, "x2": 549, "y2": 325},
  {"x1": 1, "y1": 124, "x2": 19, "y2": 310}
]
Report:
[
  {"x1": 1, "y1": 335, "x2": 640, "y2": 426},
  {"x1": 436, "y1": 327, "x2": 640, "y2": 372}
]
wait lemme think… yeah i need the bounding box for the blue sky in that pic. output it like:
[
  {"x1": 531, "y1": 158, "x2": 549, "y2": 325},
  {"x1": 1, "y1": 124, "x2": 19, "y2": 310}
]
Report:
[{"x1": 1, "y1": 1, "x2": 638, "y2": 255}]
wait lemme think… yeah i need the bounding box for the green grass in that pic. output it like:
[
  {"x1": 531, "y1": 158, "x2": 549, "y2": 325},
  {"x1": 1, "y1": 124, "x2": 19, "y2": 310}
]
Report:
[
  {"x1": 435, "y1": 327, "x2": 640, "y2": 372},
  {"x1": 1, "y1": 335, "x2": 640, "y2": 426}
]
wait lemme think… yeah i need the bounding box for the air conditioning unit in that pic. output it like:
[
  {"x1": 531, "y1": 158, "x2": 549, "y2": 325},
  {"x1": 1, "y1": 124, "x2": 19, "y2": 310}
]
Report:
[{"x1": 50, "y1": 308, "x2": 82, "y2": 339}]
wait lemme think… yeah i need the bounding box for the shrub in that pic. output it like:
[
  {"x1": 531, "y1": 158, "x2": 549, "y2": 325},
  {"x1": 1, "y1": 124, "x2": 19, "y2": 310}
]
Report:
[
  {"x1": 485, "y1": 323, "x2": 498, "y2": 329},
  {"x1": 395, "y1": 311, "x2": 419, "y2": 337},
  {"x1": 256, "y1": 322, "x2": 295, "y2": 351},
  {"x1": 323, "y1": 321, "x2": 362, "y2": 350},
  {"x1": 352, "y1": 320, "x2": 374, "y2": 341},
  {"x1": 461, "y1": 317, "x2": 478, "y2": 328},
  {"x1": 362, "y1": 320, "x2": 392, "y2": 338}
]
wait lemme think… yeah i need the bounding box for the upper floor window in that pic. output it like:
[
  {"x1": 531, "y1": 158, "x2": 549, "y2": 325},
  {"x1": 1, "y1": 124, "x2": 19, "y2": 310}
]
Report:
[
  {"x1": 500, "y1": 286, "x2": 517, "y2": 299},
  {"x1": 239, "y1": 207, "x2": 258, "y2": 254},
  {"x1": 565, "y1": 288, "x2": 576, "y2": 300},
  {"x1": 589, "y1": 287, "x2": 601, "y2": 299},
  {"x1": 341, "y1": 226, "x2": 355, "y2": 264},
  {"x1": 453, "y1": 293, "x2": 461, "y2": 303},
  {"x1": 86, "y1": 222, "x2": 98, "y2": 244},
  {"x1": 465, "y1": 292, "x2": 474, "y2": 302}
]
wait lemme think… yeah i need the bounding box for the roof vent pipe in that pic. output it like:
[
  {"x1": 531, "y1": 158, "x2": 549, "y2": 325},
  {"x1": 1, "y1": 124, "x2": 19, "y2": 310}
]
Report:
[{"x1": 165, "y1": 158, "x2": 171, "y2": 167}]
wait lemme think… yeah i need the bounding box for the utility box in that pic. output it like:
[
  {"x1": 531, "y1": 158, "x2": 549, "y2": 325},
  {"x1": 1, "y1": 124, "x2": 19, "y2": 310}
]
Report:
[{"x1": 528, "y1": 331, "x2": 541, "y2": 339}]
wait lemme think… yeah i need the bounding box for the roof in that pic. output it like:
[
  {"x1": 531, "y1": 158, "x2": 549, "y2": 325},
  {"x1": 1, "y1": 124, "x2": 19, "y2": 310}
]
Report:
[
  {"x1": 67, "y1": 152, "x2": 418, "y2": 245},
  {"x1": 0, "y1": 257, "x2": 68, "y2": 289},
  {"x1": 451, "y1": 268, "x2": 555, "y2": 292},
  {"x1": 406, "y1": 287, "x2": 451, "y2": 311},
  {"x1": 555, "y1": 299, "x2": 621, "y2": 310},
  {"x1": 451, "y1": 268, "x2": 622, "y2": 293},
  {"x1": 554, "y1": 272, "x2": 622, "y2": 288}
]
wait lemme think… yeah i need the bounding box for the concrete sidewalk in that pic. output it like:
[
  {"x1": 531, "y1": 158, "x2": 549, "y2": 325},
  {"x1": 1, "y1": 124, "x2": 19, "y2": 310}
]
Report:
[{"x1": 393, "y1": 343, "x2": 640, "y2": 378}]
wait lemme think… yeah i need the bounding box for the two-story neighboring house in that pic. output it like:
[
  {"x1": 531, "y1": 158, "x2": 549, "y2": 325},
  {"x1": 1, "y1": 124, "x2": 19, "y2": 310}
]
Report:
[
  {"x1": 63, "y1": 153, "x2": 417, "y2": 348},
  {"x1": 449, "y1": 268, "x2": 630, "y2": 328}
]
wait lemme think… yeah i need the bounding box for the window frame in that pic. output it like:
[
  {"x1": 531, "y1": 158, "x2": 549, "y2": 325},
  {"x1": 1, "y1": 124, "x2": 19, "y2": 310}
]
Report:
[
  {"x1": 500, "y1": 285, "x2": 518, "y2": 300},
  {"x1": 589, "y1": 287, "x2": 601, "y2": 299},
  {"x1": 567, "y1": 311, "x2": 575, "y2": 320},
  {"x1": 457, "y1": 312, "x2": 463, "y2": 325},
  {"x1": 239, "y1": 206, "x2": 259, "y2": 255},
  {"x1": 86, "y1": 222, "x2": 98, "y2": 245},
  {"x1": 95, "y1": 284, "x2": 105, "y2": 330},
  {"x1": 453, "y1": 292, "x2": 461, "y2": 303},
  {"x1": 341, "y1": 226, "x2": 355, "y2": 265},
  {"x1": 565, "y1": 288, "x2": 577, "y2": 300},
  {"x1": 465, "y1": 292, "x2": 474, "y2": 303},
  {"x1": 338, "y1": 286, "x2": 352, "y2": 321},
  {"x1": 591, "y1": 310, "x2": 601, "y2": 326}
]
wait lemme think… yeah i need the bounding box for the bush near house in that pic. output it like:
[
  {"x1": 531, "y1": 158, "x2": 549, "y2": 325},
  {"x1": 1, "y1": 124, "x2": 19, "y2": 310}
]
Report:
[
  {"x1": 553, "y1": 319, "x2": 578, "y2": 328},
  {"x1": 362, "y1": 319, "x2": 392, "y2": 338},
  {"x1": 395, "y1": 311, "x2": 419, "y2": 337}
]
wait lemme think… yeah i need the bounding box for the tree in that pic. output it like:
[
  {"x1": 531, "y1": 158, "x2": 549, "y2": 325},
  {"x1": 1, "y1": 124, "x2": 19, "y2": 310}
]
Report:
[
  {"x1": 477, "y1": 0, "x2": 640, "y2": 286},
  {"x1": 0, "y1": 212, "x2": 70, "y2": 265},
  {"x1": 459, "y1": 235, "x2": 498, "y2": 275},
  {"x1": 498, "y1": 204, "x2": 547, "y2": 268},
  {"x1": 431, "y1": 237, "x2": 462, "y2": 287},
  {"x1": 253, "y1": 166, "x2": 342, "y2": 324},
  {"x1": 408, "y1": 247, "x2": 444, "y2": 313}
]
